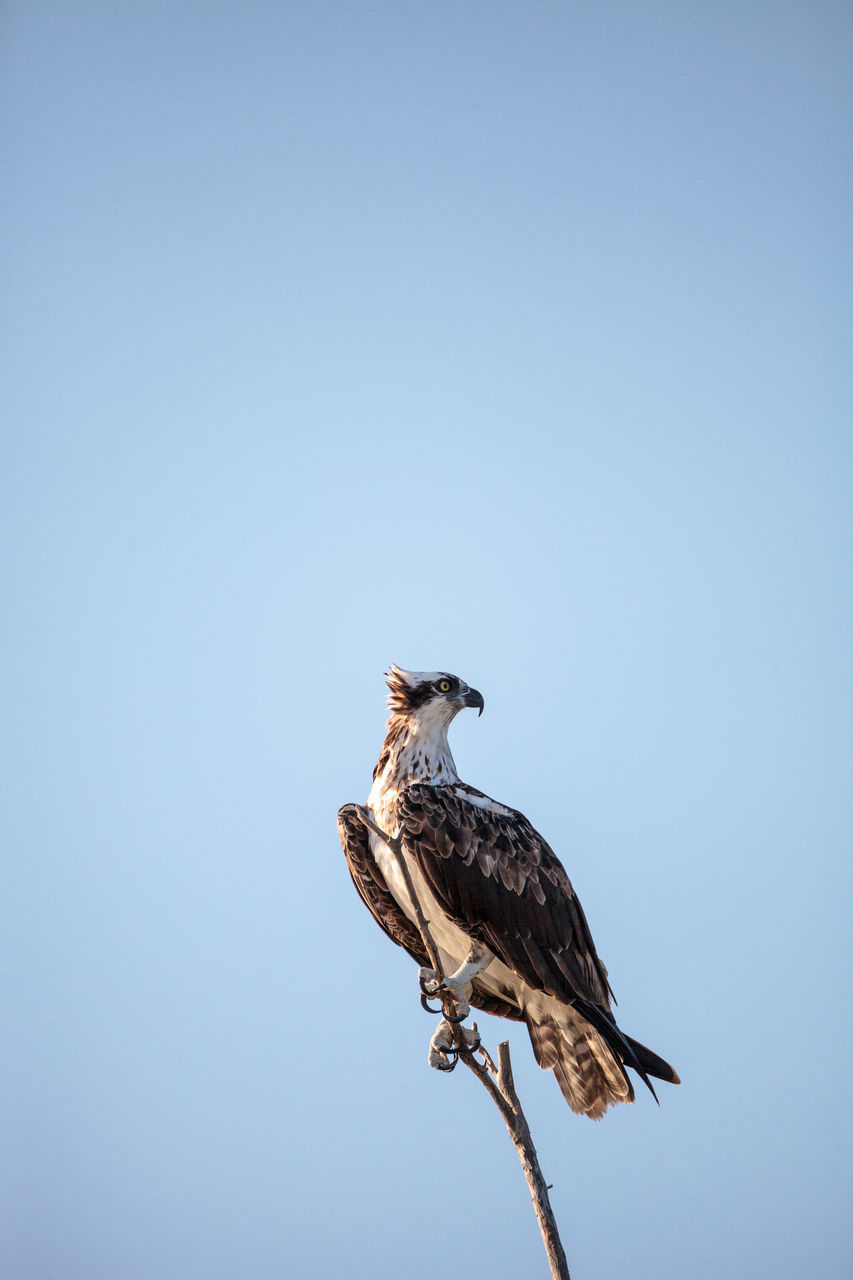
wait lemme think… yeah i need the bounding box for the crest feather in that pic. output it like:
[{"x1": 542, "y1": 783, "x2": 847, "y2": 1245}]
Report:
[
  {"x1": 385, "y1": 664, "x2": 420, "y2": 715},
  {"x1": 385, "y1": 664, "x2": 447, "y2": 716}
]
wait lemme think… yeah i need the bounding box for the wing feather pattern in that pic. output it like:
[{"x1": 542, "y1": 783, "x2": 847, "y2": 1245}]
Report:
[
  {"x1": 396, "y1": 784, "x2": 614, "y2": 1010},
  {"x1": 337, "y1": 804, "x2": 429, "y2": 964}
]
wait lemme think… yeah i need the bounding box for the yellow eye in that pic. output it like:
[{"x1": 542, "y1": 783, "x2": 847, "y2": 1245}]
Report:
[{"x1": 439, "y1": 679, "x2": 451, "y2": 692}]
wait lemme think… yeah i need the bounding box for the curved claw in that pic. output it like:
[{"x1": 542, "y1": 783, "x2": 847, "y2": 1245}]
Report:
[
  {"x1": 453, "y1": 1034, "x2": 481, "y2": 1058},
  {"x1": 455, "y1": 1031, "x2": 482, "y2": 1057},
  {"x1": 420, "y1": 993, "x2": 442, "y2": 1015},
  {"x1": 443, "y1": 1008, "x2": 467, "y2": 1025},
  {"x1": 419, "y1": 969, "x2": 440, "y2": 995},
  {"x1": 443, "y1": 1031, "x2": 482, "y2": 1067},
  {"x1": 434, "y1": 1054, "x2": 457, "y2": 1072}
]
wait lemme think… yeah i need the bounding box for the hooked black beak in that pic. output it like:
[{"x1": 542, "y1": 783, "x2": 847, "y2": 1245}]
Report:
[{"x1": 463, "y1": 686, "x2": 484, "y2": 717}]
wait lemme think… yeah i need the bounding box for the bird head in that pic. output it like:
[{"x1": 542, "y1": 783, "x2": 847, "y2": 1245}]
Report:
[{"x1": 385, "y1": 664, "x2": 484, "y2": 727}]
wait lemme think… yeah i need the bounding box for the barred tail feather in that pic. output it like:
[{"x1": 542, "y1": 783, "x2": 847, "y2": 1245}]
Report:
[{"x1": 525, "y1": 1007, "x2": 634, "y2": 1120}]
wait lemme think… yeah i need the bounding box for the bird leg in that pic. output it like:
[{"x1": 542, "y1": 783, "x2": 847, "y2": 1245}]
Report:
[
  {"x1": 420, "y1": 941, "x2": 491, "y2": 1027},
  {"x1": 441, "y1": 942, "x2": 490, "y2": 1018}
]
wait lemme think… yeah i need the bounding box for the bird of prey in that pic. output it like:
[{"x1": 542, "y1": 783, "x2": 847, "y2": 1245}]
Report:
[{"x1": 338, "y1": 666, "x2": 679, "y2": 1119}]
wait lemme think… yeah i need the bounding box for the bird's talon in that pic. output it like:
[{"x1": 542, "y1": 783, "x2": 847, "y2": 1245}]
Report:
[
  {"x1": 418, "y1": 967, "x2": 440, "y2": 997},
  {"x1": 420, "y1": 993, "x2": 442, "y2": 1015},
  {"x1": 443, "y1": 1009, "x2": 467, "y2": 1024},
  {"x1": 451, "y1": 1030, "x2": 481, "y2": 1055}
]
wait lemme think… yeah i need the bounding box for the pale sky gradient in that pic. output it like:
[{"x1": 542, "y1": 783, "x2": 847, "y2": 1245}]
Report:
[{"x1": 3, "y1": 4, "x2": 852, "y2": 1278}]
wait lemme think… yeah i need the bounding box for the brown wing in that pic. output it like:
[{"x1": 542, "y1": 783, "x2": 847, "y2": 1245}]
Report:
[
  {"x1": 396, "y1": 783, "x2": 615, "y2": 1010},
  {"x1": 337, "y1": 802, "x2": 523, "y2": 1023},
  {"x1": 337, "y1": 804, "x2": 429, "y2": 964}
]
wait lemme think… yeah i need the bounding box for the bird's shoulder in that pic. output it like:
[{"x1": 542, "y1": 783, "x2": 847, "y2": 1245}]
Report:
[
  {"x1": 397, "y1": 780, "x2": 572, "y2": 887},
  {"x1": 399, "y1": 778, "x2": 528, "y2": 829}
]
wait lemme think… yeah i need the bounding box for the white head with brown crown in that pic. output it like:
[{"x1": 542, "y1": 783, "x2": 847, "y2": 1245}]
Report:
[{"x1": 369, "y1": 664, "x2": 485, "y2": 796}]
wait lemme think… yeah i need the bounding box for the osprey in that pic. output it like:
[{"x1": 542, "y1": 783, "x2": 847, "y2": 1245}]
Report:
[{"x1": 338, "y1": 666, "x2": 679, "y2": 1119}]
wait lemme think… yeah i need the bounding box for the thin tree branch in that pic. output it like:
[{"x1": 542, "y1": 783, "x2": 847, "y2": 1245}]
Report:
[{"x1": 354, "y1": 806, "x2": 571, "y2": 1280}]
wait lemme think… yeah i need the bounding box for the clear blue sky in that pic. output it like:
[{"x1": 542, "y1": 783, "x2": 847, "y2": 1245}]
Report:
[{"x1": 3, "y1": 4, "x2": 851, "y2": 1277}]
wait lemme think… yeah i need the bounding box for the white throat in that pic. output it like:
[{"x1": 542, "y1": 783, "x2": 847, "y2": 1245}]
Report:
[
  {"x1": 372, "y1": 708, "x2": 460, "y2": 799},
  {"x1": 394, "y1": 721, "x2": 458, "y2": 785}
]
